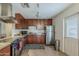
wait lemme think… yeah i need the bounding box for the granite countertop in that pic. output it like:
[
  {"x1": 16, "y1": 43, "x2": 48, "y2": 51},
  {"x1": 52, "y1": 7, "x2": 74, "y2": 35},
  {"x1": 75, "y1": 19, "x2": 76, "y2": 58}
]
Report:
[
  {"x1": 0, "y1": 43, "x2": 11, "y2": 50},
  {"x1": 0, "y1": 33, "x2": 44, "y2": 50},
  {"x1": 0, "y1": 34, "x2": 28, "y2": 50},
  {"x1": 0, "y1": 36, "x2": 16, "y2": 50}
]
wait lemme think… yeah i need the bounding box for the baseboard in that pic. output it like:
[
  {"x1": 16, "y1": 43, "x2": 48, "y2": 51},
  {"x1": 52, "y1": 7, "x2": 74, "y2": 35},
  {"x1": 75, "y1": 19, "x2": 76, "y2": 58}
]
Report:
[{"x1": 59, "y1": 50, "x2": 69, "y2": 56}]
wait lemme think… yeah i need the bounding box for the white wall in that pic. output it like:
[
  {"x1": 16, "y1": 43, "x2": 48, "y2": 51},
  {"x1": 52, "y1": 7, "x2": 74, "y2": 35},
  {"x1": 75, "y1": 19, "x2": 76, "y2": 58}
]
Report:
[
  {"x1": 54, "y1": 4, "x2": 79, "y2": 56},
  {"x1": 5, "y1": 23, "x2": 14, "y2": 36},
  {"x1": 0, "y1": 20, "x2": 5, "y2": 34}
]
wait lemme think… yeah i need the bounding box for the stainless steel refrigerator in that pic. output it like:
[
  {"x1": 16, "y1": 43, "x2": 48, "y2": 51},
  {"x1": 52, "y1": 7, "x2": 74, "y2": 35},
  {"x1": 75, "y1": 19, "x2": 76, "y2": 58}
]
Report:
[{"x1": 46, "y1": 26, "x2": 55, "y2": 45}]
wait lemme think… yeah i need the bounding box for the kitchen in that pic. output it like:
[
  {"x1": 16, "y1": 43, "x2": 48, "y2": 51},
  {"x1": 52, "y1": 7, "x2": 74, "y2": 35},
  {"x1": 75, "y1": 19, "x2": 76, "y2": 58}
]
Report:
[{"x1": 0, "y1": 3, "x2": 56, "y2": 56}]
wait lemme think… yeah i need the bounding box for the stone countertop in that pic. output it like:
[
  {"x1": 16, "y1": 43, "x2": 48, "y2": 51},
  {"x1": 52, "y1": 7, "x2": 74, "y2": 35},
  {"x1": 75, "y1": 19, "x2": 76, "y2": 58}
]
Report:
[
  {"x1": 0, "y1": 33, "x2": 44, "y2": 50},
  {"x1": 0, "y1": 36, "x2": 22, "y2": 50},
  {"x1": 0, "y1": 37, "x2": 15, "y2": 50},
  {"x1": 0, "y1": 43, "x2": 11, "y2": 50},
  {"x1": 0, "y1": 34, "x2": 28, "y2": 50}
]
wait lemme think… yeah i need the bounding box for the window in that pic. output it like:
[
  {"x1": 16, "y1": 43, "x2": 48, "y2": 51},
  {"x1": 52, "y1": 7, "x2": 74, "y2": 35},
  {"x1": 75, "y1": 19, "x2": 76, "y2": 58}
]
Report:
[
  {"x1": 0, "y1": 23, "x2": 1, "y2": 33},
  {"x1": 64, "y1": 13, "x2": 78, "y2": 39},
  {"x1": 0, "y1": 21, "x2": 5, "y2": 34}
]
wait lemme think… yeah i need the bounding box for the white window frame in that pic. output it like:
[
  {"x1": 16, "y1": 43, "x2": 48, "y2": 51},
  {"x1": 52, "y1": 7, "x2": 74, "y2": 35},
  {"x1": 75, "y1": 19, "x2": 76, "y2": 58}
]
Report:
[{"x1": 64, "y1": 13, "x2": 79, "y2": 39}]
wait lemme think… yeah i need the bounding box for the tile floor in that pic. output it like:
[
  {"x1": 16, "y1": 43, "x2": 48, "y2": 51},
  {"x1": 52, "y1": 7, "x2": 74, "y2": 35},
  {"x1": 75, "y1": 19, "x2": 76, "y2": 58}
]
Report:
[{"x1": 21, "y1": 45, "x2": 66, "y2": 56}]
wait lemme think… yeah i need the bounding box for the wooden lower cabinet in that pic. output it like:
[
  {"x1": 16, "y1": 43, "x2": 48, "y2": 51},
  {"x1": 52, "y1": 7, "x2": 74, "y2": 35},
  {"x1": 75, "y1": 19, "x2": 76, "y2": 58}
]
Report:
[
  {"x1": 27, "y1": 35, "x2": 35, "y2": 44},
  {"x1": 37, "y1": 35, "x2": 45, "y2": 44},
  {"x1": 27, "y1": 35, "x2": 45, "y2": 44},
  {"x1": 0, "y1": 45, "x2": 11, "y2": 56}
]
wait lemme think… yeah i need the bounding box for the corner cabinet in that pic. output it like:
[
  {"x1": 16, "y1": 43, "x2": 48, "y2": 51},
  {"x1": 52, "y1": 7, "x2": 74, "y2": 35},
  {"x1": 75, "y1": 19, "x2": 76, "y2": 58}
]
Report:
[{"x1": 0, "y1": 3, "x2": 12, "y2": 17}]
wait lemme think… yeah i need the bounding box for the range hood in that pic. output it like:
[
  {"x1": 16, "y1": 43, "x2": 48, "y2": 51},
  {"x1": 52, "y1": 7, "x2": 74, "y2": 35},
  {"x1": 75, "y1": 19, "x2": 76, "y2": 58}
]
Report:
[
  {"x1": 0, "y1": 3, "x2": 17, "y2": 23},
  {"x1": 0, "y1": 16, "x2": 16, "y2": 23}
]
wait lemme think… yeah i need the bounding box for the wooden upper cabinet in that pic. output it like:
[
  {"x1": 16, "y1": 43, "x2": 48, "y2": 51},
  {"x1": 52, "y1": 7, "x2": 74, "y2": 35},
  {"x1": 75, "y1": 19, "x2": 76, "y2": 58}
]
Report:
[
  {"x1": 44, "y1": 19, "x2": 48, "y2": 26},
  {"x1": 30, "y1": 19, "x2": 33, "y2": 26},
  {"x1": 27, "y1": 19, "x2": 31, "y2": 26},
  {"x1": 47, "y1": 19, "x2": 52, "y2": 25},
  {"x1": 40, "y1": 20, "x2": 44, "y2": 26},
  {"x1": 24, "y1": 19, "x2": 28, "y2": 28},
  {"x1": 37, "y1": 19, "x2": 40, "y2": 25},
  {"x1": 21, "y1": 19, "x2": 25, "y2": 29},
  {"x1": 15, "y1": 24, "x2": 21, "y2": 29},
  {"x1": 27, "y1": 19, "x2": 36, "y2": 26},
  {"x1": 32, "y1": 19, "x2": 37, "y2": 26},
  {"x1": 15, "y1": 13, "x2": 52, "y2": 29},
  {"x1": 15, "y1": 13, "x2": 25, "y2": 29},
  {"x1": 15, "y1": 13, "x2": 25, "y2": 22}
]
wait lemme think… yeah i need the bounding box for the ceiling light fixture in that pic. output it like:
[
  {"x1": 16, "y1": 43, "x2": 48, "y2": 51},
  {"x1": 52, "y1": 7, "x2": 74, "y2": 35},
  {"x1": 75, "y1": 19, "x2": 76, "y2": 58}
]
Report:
[
  {"x1": 37, "y1": 3, "x2": 39, "y2": 8},
  {"x1": 21, "y1": 3, "x2": 29, "y2": 8},
  {"x1": 36, "y1": 3, "x2": 39, "y2": 19}
]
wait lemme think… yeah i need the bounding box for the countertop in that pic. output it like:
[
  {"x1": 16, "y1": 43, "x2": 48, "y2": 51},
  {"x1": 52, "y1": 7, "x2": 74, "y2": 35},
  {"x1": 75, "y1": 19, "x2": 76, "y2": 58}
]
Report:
[
  {"x1": 0, "y1": 36, "x2": 16, "y2": 50},
  {"x1": 0, "y1": 35, "x2": 25, "y2": 50},
  {"x1": 0, "y1": 34, "x2": 29, "y2": 50},
  {"x1": 0, "y1": 33, "x2": 45, "y2": 50}
]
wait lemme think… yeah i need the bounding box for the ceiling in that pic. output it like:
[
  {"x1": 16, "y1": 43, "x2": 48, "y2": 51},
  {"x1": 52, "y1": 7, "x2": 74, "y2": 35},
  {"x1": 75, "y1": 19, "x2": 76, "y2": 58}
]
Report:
[{"x1": 12, "y1": 3, "x2": 71, "y2": 19}]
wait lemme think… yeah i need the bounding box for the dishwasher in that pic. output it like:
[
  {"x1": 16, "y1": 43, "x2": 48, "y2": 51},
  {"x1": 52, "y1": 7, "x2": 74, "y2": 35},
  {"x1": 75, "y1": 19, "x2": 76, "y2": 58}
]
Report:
[{"x1": 12, "y1": 39, "x2": 20, "y2": 56}]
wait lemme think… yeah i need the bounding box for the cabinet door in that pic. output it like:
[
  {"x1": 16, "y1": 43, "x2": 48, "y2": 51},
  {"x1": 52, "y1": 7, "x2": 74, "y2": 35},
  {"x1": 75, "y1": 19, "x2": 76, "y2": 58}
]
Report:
[
  {"x1": 24, "y1": 20, "x2": 28, "y2": 28},
  {"x1": 36, "y1": 35, "x2": 41, "y2": 44},
  {"x1": 30, "y1": 20, "x2": 33, "y2": 26},
  {"x1": 15, "y1": 14, "x2": 21, "y2": 23},
  {"x1": 40, "y1": 19, "x2": 44, "y2": 26},
  {"x1": 32, "y1": 19, "x2": 36, "y2": 26},
  {"x1": 47, "y1": 19, "x2": 52, "y2": 25},
  {"x1": 33, "y1": 35, "x2": 37, "y2": 43},
  {"x1": 37, "y1": 19, "x2": 40, "y2": 25},
  {"x1": 37, "y1": 35, "x2": 45, "y2": 44},
  {"x1": 16, "y1": 23, "x2": 23, "y2": 29},
  {"x1": 21, "y1": 19, "x2": 25, "y2": 29},
  {"x1": 15, "y1": 13, "x2": 25, "y2": 29},
  {"x1": 0, "y1": 45, "x2": 11, "y2": 56},
  {"x1": 40, "y1": 35, "x2": 45, "y2": 44},
  {"x1": 28, "y1": 19, "x2": 34, "y2": 26},
  {"x1": 15, "y1": 24, "x2": 18, "y2": 29},
  {"x1": 44, "y1": 19, "x2": 47, "y2": 26},
  {"x1": 27, "y1": 20, "x2": 30, "y2": 26},
  {"x1": 34, "y1": 19, "x2": 38, "y2": 26},
  {"x1": 27, "y1": 35, "x2": 34, "y2": 44}
]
